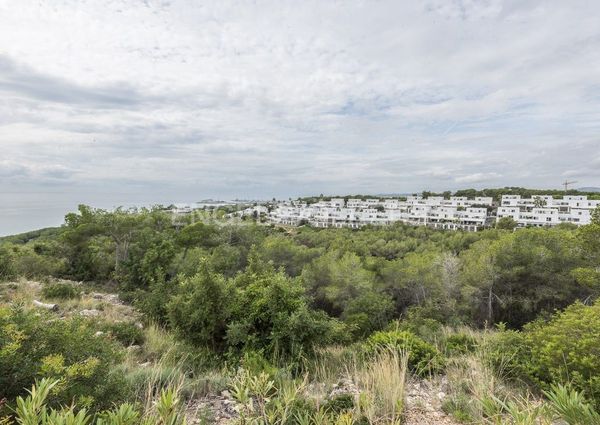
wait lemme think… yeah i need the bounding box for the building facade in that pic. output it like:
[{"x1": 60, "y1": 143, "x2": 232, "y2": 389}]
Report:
[
  {"x1": 269, "y1": 196, "x2": 495, "y2": 231},
  {"x1": 269, "y1": 194, "x2": 599, "y2": 231},
  {"x1": 497, "y1": 195, "x2": 599, "y2": 227}
]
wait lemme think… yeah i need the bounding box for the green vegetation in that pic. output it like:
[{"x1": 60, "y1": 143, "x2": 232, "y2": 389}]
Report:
[
  {"x1": 0, "y1": 306, "x2": 127, "y2": 411},
  {"x1": 362, "y1": 330, "x2": 443, "y2": 375},
  {"x1": 1, "y1": 201, "x2": 600, "y2": 423},
  {"x1": 41, "y1": 281, "x2": 82, "y2": 300}
]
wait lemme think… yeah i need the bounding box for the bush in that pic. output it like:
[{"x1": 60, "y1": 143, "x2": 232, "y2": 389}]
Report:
[
  {"x1": 102, "y1": 321, "x2": 145, "y2": 346},
  {"x1": 167, "y1": 263, "x2": 233, "y2": 349},
  {"x1": 342, "y1": 291, "x2": 394, "y2": 338},
  {"x1": 0, "y1": 305, "x2": 127, "y2": 412},
  {"x1": 482, "y1": 325, "x2": 530, "y2": 382},
  {"x1": 363, "y1": 330, "x2": 444, "y2": 375},
  {"x1": 41, "y1": 282, "x2": 81, "y2": 300},
  {"x1": 322, "y1": 393, "x2": 354, "y2": 414},
  {"x1": 444, "y1": 333, "x2": 477, "y2": 356},
  {"x1": 485, "y1": 301, "x2": 600, "y2": 409},
  {"x1": 393, "y1": 306, "x2": 444, "y2": 344},
  {"x1": 523, "y1": 301, "x2": 600, "y2": 408},
  {"x1": 11, "y1": 245, "x2": 65, "y2": 279},
  {"x1": 0, "y1": 245, "x2": 16, "y2": 281}
]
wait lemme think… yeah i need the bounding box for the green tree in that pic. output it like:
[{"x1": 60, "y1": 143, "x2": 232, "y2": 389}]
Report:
[
  {"x1": 175, "y1": 221, "x2": 217, "y2": 260},
  {"x1": 462, "y1": 229, "x2": 590, "y2": 327},
  {"x1": 228, "y1": 254, "x2": 343, "y2": 357},
  {"x1": 342, "y1": 291, "x2": 394, "y2": 337},
  {"x1": 167, "y1": 262, "x2": 232, "y2": 349},
  {"x1": 381, "y1": 251, "x2": 443, "y2": 314},
  {"x1": 496, "y1": 216, "x2": 518, "y2": 230},
  {"x1": 301, "y1": 251, "x2": 374, "y2": 316}
]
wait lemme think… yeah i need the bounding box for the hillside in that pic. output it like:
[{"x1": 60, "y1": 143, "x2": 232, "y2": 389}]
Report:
[{"x1": 1, "y1": 204, "x2": 600, "y2": 424}]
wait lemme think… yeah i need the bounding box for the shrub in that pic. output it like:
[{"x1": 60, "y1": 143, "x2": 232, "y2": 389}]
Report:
[
  {"x1": 11, "y1": 245, "x2": 65, "y2": 279},
  {"x1": 363, "y1": 330, "x2": 444, "y2": 375},
  {"x1": 0, "y1": 305, "x2": 127, "y2": 411},
  {"x1": 322, "y1": 393, "x2": 354, "y2": 414},
  {"x1": 523, "y1": 301, "x2": 600, "y2": 408},
  {"x1": 41, "y1": 282, "x2": 81, "y2": 300},
  {"x1": 342, "y1": 291, "x2": 394, "y2": 338},
  {"x1": 0, "y1": 245, "x2": 16, "y2": 281},
  {"x1": 482, "y1": 325, "x2": 530, "y2": 382},
  {"x1": 485, "y1": 301, "x2": 600, "y2": 409},
  {"x1": 139, "y1": 323, "x2": 219, "y2": 373},
  {"x1": 102, "y1": 321, "x2": 144, "y2": 346},
  {"x1": 444, "y1": 333, "x2": 477, "y2": 356},
  {"x1": 238, "y1": 350, "x2": 280, "y2": 378},
  {"x1": 167, "y1": 263, "x2": 233, "y2": 349},
  {"x1": 392, "y1": 306, "x2": 444, "y2": 344}
]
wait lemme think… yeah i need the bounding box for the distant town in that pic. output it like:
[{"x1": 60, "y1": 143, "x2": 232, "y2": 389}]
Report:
[{"x1": 171, "y1": 192, "x2": 600, "y2": 232}]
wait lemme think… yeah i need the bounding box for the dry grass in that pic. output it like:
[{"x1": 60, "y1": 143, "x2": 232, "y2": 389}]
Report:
[
  {"x1": 0, "y1": 278, "x2": 42, "y2": 304},
  {"x1": 1, "y1": 278, "x2": 139, "y2": 323},
  {"x1": 349, "y1": 348, "x2": 408, "y2": 425},
  {"x1": 309, "y1": 345, "x2": 357, "y2": 387}
]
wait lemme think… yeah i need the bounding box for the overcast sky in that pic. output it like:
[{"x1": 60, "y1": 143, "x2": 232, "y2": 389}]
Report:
[{"x1": 1, "y1": 0, "x2": 600, "y2": 234}]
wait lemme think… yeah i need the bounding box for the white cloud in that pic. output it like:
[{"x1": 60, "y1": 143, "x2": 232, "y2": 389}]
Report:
[
  {"x1": 455, "y1": 172, "x2": 503, "y2": 184},
  {"x1": 1, "y1": 0, "x2": 600, "y2": 233}
]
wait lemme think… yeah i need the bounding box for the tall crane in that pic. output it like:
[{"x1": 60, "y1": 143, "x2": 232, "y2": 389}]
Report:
[{"x1": 562, "y1": 180, "x2": 578, "y2": 192}]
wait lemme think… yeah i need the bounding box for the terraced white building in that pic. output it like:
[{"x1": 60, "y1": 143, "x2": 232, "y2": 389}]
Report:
[
  {"x1": 269, "y1": 196, "x2": 494, "y2": 231},
  {"x1": 270, "y1": 194, "x2": 599, "y2": 230},
  {"x1": 497, "y1": 195, "x2": 600, "y2": 227}
]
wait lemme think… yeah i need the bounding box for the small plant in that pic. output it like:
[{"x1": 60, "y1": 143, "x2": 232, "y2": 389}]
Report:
[
  {"x1": 363, "y1": 330, "x2": 444, "y2": 375},
  {"x1": 148, "y1": 387, "x2": 187, "y2": 425},
  {"x1": 442, "y1": 398, "x2": 472, "y2": 423},
  {"x1": 444, "y1": 333, "x2": 477, "y2": 356},
  {"x1": 42, "y1": 282, "x2": 81, "y2": 300},
  {"x1": 230, "y1": 369, "x2": 275, "y2": 422},
  {"x1": 544, "y1": 383, "x2": 600, "y2": 425},
  {"x1": 494, "y1": 396, "x2": 550, "y2": 425},
  {"x1": 13, "y1": 378, "x2": 187, "y2": 425},
  {"x1": 102, "y1": 321, "x2": 145, "y2": 346},
  {"x1": 97, "y1": 403, "x2": 139, "y2": 425},
  {"x1": 323, "y1": 394, "x2": 354, "y2": 414}
]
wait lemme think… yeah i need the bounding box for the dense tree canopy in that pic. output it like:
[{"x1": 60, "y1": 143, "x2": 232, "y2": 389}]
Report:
[{"x1": 2, "y1": 204, "x2": 600, "y2": 356}]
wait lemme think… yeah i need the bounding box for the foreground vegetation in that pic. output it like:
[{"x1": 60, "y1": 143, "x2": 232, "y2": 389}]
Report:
[{"x1": 1, "y1": 202, "x2": 600, "y2": 423}]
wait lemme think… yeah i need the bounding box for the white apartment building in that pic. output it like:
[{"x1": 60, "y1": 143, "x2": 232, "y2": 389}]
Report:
[
  {"x1": 497, "y1": 195, "x2": 599, "y2": 227},
  {"x1": 270, "y1": 194, "x2": 599, "y2": 231},
  {"x1": 270, "y1": 196, "x2": 495, "y2": 231}
]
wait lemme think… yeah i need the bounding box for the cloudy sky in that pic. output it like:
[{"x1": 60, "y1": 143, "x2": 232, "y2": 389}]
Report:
[{"x1": 1, "y1": 0, "x2": 600, "y2": 234}]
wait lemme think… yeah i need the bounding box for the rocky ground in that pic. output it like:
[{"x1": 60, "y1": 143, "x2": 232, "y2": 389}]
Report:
[
  {"x1": 185, "y1": 377, "x2": 459, "y2": 425},
  {"x1": 1, "y1": 278, "x2": 139, "y2": 322},
  {"x1": 186, "y1": 391, "x2": 239, "y2": 425},
  {"x1": 404, "y1": 378, "x2": 460, "y2": 425}
]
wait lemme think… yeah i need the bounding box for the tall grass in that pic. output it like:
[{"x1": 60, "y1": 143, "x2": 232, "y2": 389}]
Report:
[
  {"x1": 308, "y1": 346, "x2": 357, "y2": 387},
  {"x1": 349, "y1": 347, "x2": 408, "y2": 424},
  {"x1": 442, "y1": 328, "x2": 600, "y2": 424},
  {"x1": 120, "y1": 323, "x2": 227, "y2": 403}
]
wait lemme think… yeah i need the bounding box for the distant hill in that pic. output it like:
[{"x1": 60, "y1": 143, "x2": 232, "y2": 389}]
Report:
[
  {"x1": 0, "y1": 227, "x2": 62, "y2": 244},
  {"x1": 578, "y1": 187, "x2": 600, "y2": 193}
]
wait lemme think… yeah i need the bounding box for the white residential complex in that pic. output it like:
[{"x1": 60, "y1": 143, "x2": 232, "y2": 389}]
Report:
[
  {"x1": 497, "y1": 195, "x2": 600, "y2": 227},
  {"x1": 270, "y1": 196, "x2": 495, "y2": 231},
  {"x1": 269, "y1": 194, "x2": 599, "y2": 231}
]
